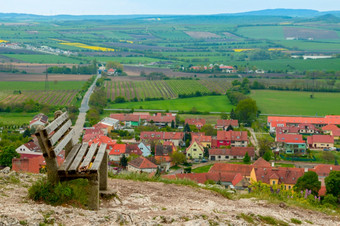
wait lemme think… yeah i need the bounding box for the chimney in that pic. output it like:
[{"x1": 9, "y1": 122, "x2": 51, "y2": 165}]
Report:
[
  {"x1": 330, "y1": 167, "x2": 332, "y2": 171},
  {"x1": 304, "y1": 168, "x2": 308, "y2": 173},
  {"x1": 271, "y1": 162, "x2": 274, "y2": 167}
]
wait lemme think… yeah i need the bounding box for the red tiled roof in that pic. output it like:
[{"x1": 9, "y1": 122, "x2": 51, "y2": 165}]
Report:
[
  {"x1": 141, "y1": 131, "x2": 184, "y2": 140},
  {"x1": 270, "y1": 121, "x2": 286, "y2": 128},
  {"x1": 309, "y1": 164, "x2": 340, "y2": 177},
  {"x1": 84, "y1": 128, "x2": 104, "y2": 136},
  {"x1": 109, "y1": 144, "x2": 126, "y2": 155},
  {"x1": 252, "y1": 157, "x2": 271, "y2": 167},
  {"x1": 209, "y1": 163, "x2": 253, "y2": 176},
  {"x1": 166, "y1": 172, "x2": 245, "y2": 185},
  {"x1": 148, "y1": 113, "x2": 176, "y2": 123},
  {"x1": 192, "y1": 135, "x2": 212, "y2": 143},
  {"x1": 268, "y1": 116, "x2": 340, "y2": 126},
  {"x1": 307, "y1": 135, "x2": 334, "y2": 144},
  {"x1": 254, "y1": 167, "x2": 304, "y2": 185},
  {"x1": 322, "y1": 124, "x2": 339, "y2": 131},
  {"x1": 217, "y1": 130, "x2": 248, "y2": 141},
  {"x1": 216, "y1": 119, "x2": 239, "y2": 128},
  {"x1": 185, "y1": 118, "x2": 206, "y2": 126},
  {"x1": 209, "y1": 147, "x2": 255, "y2": 157},
  {"x1": 110, "y1": 113, "x2": 140, "y2": 122},
  {"x1": 125, "y1": 144, "x2": 143, "y2": 156},
  {"x1": 128, "y1": 157, "x2": 157, "y2": 169},
  {"x1": 333, "y1": 130, "x2": 340, "y2": 136},
  {"x1": 276, "y1": 133, "x2": 305, "y2": 143},
  {"x1": 23, "y1": 141, "x2": 41, "y2": 152}
]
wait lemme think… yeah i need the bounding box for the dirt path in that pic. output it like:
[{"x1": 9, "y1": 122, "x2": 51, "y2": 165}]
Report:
[{"x1": 0, "y1": 173, "x2": 338, "y2": 225}]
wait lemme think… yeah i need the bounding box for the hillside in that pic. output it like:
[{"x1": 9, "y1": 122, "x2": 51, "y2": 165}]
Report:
[{"x1": 0, "y1": 171, "x2": 339, "y2": 225}]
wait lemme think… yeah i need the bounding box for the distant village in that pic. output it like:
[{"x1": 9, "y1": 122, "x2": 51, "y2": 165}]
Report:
[{"x1": 11, "y1": 112, "x2": 340, "y2": 196}]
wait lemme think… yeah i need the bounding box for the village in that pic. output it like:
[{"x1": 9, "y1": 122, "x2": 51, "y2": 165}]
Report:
[{"x1": 10, "y1": 111, "x2": 340, "y2": 197}]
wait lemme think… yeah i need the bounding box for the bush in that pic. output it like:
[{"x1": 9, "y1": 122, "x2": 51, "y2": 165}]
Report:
[
  {"x1": 322, "y1": 194, "x2": 338, "y2": 206},
  {"x1": 28, "y1": 178, "x2": 89, "y2": 207}
]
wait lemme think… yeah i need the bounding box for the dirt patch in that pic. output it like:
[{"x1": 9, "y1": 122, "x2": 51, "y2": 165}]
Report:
[
  {"x1": 284, "y1": 27, "x2": 339, "y2": 40},
  {"x1": 185, "y1": 31, "x2": 220, "y2": 39},
  {"x1": 0, "y1": 174, "x2": 338, "y2": 225}
]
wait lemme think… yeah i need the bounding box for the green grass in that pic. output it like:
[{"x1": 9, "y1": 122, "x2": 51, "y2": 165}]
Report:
[
  {"x1": 251, "y1": 90, "x2": 340, "y2": 116},
  {"x1": 107, "y1": 95, "x2": 232, "y2": 112},
  {"x1": 237, "y1": 26, "x2": 284, "y2": 40},
  {"x1": 274, "y1": 163, "x2": 295, "y2": 168},
  {"x1": 291, "y1": 218, "x2": 302, "y2": 224},
  {"x1": 0, "y1": 112, "x2": 52, "y2": 126},
  {"x1": 257, "y1": 215, "x2": 288, "y2": 226},
  {"x1": 192, "y1": 164, "x2": 212, "y2": 173},
  {"x1": 2, "y1": 54, "x2": 85, "y2": 64},
  {"x1": 0, "y1": 81, "x2": 85, "y2": 91},
  {"x1": 311, "y1": 150, "x2": 340, "y2": 164}
]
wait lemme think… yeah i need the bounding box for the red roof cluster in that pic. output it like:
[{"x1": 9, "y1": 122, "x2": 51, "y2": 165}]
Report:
[
  {"x1": 110, "y1": 113, "x2": 140, "y2": 122},
  {"x1": 217, "y1": 130, "x2": 248, "y2": 141},
  {"x1": 141, "y1": 131, "x2": 184, "y2": 140},
  {"x1": 268, "y1": 115, "x2": 340, "y2": 126},
  {"x1": 126, "y1": 144, "x2": 143, "y2": 156},
  {"x1": 88, "y1": 135, "x2": 116, "y2": 150},
  {"x1": 254, "y1": 167, "x2": 304, "y2": 185},
  {"x1": 109, "y1": 144, "x2": 126, "y2": 155},
  {"x1": 309, "y1": 164, "x2": 340, "y2": 177},
  {"x1": 185, "y1": 118, "x2": 206, "y2": 127},
  {"x1": 322, "y1": 124, "x2": 339, "y2": 131}
]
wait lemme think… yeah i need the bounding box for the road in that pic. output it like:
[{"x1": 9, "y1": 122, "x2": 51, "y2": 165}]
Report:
[
  {"x1": 247, "y1": 127, "x2": 259, "y2": 155},
  {"x1": 72, "y1": 72, "x2": 101, "y2": 143}
]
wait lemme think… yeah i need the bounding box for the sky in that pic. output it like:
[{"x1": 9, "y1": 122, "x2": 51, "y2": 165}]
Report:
[{"x1": 0, "y1": 0, "x2": 339, "y2": 15}]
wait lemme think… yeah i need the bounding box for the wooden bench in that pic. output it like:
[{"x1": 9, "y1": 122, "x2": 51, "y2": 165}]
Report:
[{"x1": 35, "y1": 111, "x2": 108, "y2": 210}]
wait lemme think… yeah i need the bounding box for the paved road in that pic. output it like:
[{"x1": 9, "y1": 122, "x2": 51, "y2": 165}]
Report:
[{"x1": 72, "y1": 72, "x2": 101, "y2": 143}]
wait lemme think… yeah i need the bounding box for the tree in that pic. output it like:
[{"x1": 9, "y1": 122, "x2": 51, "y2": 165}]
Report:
[
  {"x1": 106, "y1": 61, "x2": 124, "y2": 72},
  {"x1": 23, "y1": 128, "x2": 31, "y2": 138},
  {"x1": 294, "y1": 171, "x2": 321, "y2": 196},
  {"x1": 325, "y1": 171, "x2": 340, "y2": 198},
  {"x1": 258, "y1": 136, "x2": 274, "y2": 157},
  {"x1": 171, "y1": 152, "x2": 186, "y2": 165},
  {"x1": 201, "y1": 125, "x2": 216, "y2": 136},
  {"x1": 184, "y1": 123, "x2": 191, "y2": 132},
  {"x1": 171, "y1": 120, "x2": 175, "y2": 129},
  {"x1": 243, "y1": 152, "x2": 250, "y2": 164},
  {"x1": 119, "y1": 154, "x2": 128, "y2": 168},
  {"x1": 204, "y1": 147, "x2": 209, "y2": 158},
  {"x1": 230, "y1": 108, "x2": 237, "y2": 119},
  {"x1": 262, "y1": 150, "x2": 272, "y2": 162},
  {"x1": 0, "y1": 146, "x2": 20, "y2": 168},
  {"x1": 221, "y1": 112, "x2": 228, "y2": 120},
  {"x1": 226, "y1": 125, "x2": 233, "y2": 131},
  {"x1": 235, "y1": 98, "x2": 258, "y2": 126}
]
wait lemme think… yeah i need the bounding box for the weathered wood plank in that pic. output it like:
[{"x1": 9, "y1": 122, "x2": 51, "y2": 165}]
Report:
[
  {"x1": 45, "y1": 112, "x2": 69, "y2": 135},
  {"x1": 54, "y1": 129, "x2": 75, "y2": 156},
  {"x1": 79, "y1": 143, "x2": 98, "y2": 171},
  {"x1": 68, "y1": 143, "x2": 89, "y2": 173},
  {"x1": 90, "y1": 144, "x2": 107, "y2": 172},
  {"x1": 58, "y1": 143, "x2": 81, "y2": 174},
  {"x1": 49, "y1": 120, "x2": 72, "y2": 146}
]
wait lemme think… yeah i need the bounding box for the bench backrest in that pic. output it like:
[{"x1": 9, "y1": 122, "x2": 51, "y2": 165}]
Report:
[{"x1": 36, "y1": 111, "x2": 75, "y2": 159}]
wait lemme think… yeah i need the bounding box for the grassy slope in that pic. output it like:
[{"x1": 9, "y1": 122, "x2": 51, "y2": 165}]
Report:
[
  {"x1": 0, "y1": 81, "x2": 85, "y2": 91},
  {"x1": 107, "y1": 95, "x2": 232, "y2": 112},
  {"x1": 251, "y1": 90, "x2": 340, "y2": 116},
  {"x1": 1, "y1": 54, "x2": 85, "y2": 64}
]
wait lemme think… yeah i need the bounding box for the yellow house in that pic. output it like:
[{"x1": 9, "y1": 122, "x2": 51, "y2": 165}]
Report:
[
  {"x1": 192, "y1": 135, "x2": 211, "y2": 148},
  {"x1": 250, "y1": 167, "x2": 304, "y2": 190},
  {"x1": 307, "y1": 135, "x2": 334, "y2": 150},
  {"x1": 186, "y1": 141, "x2": 204, "y2": 159},
  {"x1": 331, "y1": 130, "x2": 340, "y2": 140}
]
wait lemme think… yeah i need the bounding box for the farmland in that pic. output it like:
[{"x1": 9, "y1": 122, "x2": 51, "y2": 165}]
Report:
[
  {"x1": 107, "y1": 95, "x2": 232, "y2": 112},
  {"x1": 250, "y1": 90, "x2": 340, "y2": 116}
]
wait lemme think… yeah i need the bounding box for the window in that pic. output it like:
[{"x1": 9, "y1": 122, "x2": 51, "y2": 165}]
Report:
[
  {"x1": 218, "y1": 156, "x2": 221, "y2": 159},
  {"x1": 288, "y1": 186, "x2": 291, "y2": 189},
  {"x1": 193, "y1": 149, "x2": 197, "y2": 151},
  {"x1": 272, "y1": 180, "x2": 276, "y2": 185}
]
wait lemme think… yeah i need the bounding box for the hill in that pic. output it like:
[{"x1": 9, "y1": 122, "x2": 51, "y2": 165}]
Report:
[{"x1": 0, "y1": 172, "x2": 339, "y2": 225}]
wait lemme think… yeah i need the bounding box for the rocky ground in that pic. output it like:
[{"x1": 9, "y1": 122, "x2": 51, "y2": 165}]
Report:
[{"x1": 0, "y1": 168, "x2": 339, "y2": 226}]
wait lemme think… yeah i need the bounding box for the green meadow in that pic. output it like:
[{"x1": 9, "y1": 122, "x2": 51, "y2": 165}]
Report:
[{"x1": 0, "y1": 81, "x2": 86, "y2": 91}]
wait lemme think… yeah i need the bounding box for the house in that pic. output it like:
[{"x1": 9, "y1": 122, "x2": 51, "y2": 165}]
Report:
[
  {"x1": 12, "y1": 154, "x2": 64, "y2": 174},
  {"x1": 191, "y1": 134, "x2": 211, "y2": 148},
  {"x1": 186, "y1": 141, "x2": 204, "y2": 159},
  {"x1": 107, "y1": 68, "x2": 116, "y2": 75},
  {"x1": 269, "y1": 121, "x2": 286, "y2": 133},
  {"x1": 307, "y1": 135, "x2": 334, "y2": 150},
  {"x1": 155, "y1": 145, "x2": 173, "y2": 163},
  {"x1": 29, "y1": 113, "x2": 48, "y2": 129},
  {"x1": 185, "y1": 118, "x2": 206, "y2": 129},
  {"x1": 125, "y1": 144, "x2": 143, "y2": 157},
  {"x1": 127, "y1": 157, "x2": 158, "y2": 173},
  {"x1": 268, "y1": 115, "x2": 340, "y2": 129},
  {"x1": 88, "y1": 135, "x2": 116, "y2": 151},
  {"x1": 332, "y1": 130, "x2": 340, "y2": 140},
  {"x1": 322, "y1": 124, "x2": 339, "y2": 134},
  {"x1": 108, "y1": 144, "x2": 127, "y2": 162},
  {"x1": 309, "y1": 164, "x2": 340, "y2": 178},
  {"x1": 250, "y1": 167, "x2": 305, "y2": 189},
  {"x1": 275, "y1": 133, "x2": 307, "y2": 155},
  {"x1": 110, "y1": 113, "x2": 141, "y2": 127},
  {"x1": 209, "y1": 147, "x2": 255, "y2": 161},
  {"x1": 219, "y1": 65, "x2": 236, "y2": 73},
  {"x1": 216, "y1": 130, "x2": 248, "y2": 147},
  {"x1": 138, "y1": 142, "x2": 151, "y2": 157},
  {"x1": 16, "y1": 141, "x2": 42, "y2": 158},
  {"x1": 97, "y1": 117, "x2": 119, "y2": 132},
  {"x1": 276, "y1": 124, "x2": 320, "y2": 135},
  {"x1": 215, "y1": 119, "x2": 239, "y2": 130},
  {"x1": 147, "y1": 113, "x2": 176, "y2": 127},
  {"x1": 140, "y1": 131, "x2": 184, "y2": 146}
]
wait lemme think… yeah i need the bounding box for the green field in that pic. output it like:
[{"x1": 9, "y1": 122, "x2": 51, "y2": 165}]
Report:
[
  {"x1": 2, "y1": 54, "x2": 85, "y2": 64},
  {"x1": 0, "y1": 81, "x2": 86, "y2": 91},
  {"x1": 251, "y1": 90, "x2": 340, "y2": 116},
  {"x1": 107, "y1": 95, "x2": 232, "y2": 112},
  {"x1": 0, "y1": 112, "x2": 52, "y2": 126}
]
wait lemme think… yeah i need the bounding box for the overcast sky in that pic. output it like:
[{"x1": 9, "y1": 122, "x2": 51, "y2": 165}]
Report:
[{"x1": 1, "y1": 0, "x2": 339, "y2": 15}]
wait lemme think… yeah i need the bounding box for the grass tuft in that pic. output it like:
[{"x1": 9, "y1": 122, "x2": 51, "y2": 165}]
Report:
[{"x1": 291, "y1": 218, "x2": 302, "y2": 224}]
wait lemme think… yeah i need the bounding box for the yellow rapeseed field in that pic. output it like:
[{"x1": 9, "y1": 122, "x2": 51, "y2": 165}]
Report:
[
  {"x1": 59, "y1": 42, "x2": 115, "y2": 51},
  {"x1": 119, "y1": 40, "x2": 134, "y2": 44},
  {"x1": 233, "y1": 48, "x2": 255, "y2": 52},
  {"x1": 268, "y1": 48, "x2": 286, "y2": 51},
  {"x1": 0, "y1": 40, "x2": 8, "y2": 43}
]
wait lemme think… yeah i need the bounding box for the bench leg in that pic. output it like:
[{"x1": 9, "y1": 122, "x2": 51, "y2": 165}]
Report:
[
  {"x1": 88, "y1": 176, "x2": 99, "y2": 210},
  {"x1": 99, "y1": 150, "x2": 108, "y2": 191},
  {"x1": 45, "y1": 157, "x2": 59, "y2": 184}
]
